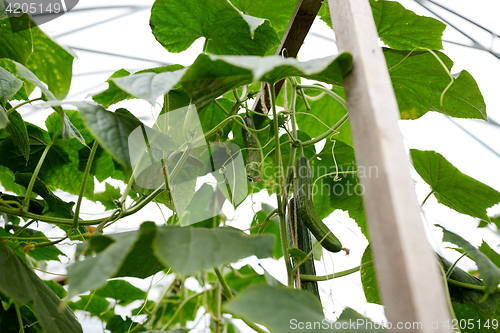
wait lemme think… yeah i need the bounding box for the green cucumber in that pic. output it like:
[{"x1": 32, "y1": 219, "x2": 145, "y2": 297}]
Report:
[
  {"x1": 242, "y1": 115, "x2": 262, "y2": 182},
  {"x1": 287, "y1": 198, "x2": 320, "y2": 299},
  {"x1": 296, "y1": 156, "x2": 343, "y2": 253}
]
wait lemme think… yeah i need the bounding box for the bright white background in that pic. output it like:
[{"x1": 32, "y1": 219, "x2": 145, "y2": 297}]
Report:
[{"x1": 9, "y1": 0, "x2": 500, "y2": 332}]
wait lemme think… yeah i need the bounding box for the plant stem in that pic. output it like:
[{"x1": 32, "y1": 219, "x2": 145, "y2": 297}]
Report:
[
  {"x1": 297, "y1": 84, "x2": 347, "y2": 109},
  {"x1": 301, "y1": 261, "x2": 373, "y2": 281},
  {"x1": 258, "y1": 209, "x2": 278, "y2": 234},
  {"x1": 446, "y1": 278, "x2": 486, "y2": 291},
  {"x1": 6, "y1": 97, "x2": 43, "y2": 115},
  {"x1": 14, "y1": 302, "x2": 25, "y2": 333},
  {"x1": 284, "y1": 78, "x2": 299, "y2": 196},
  {"x1": 214, "y1": 267, "x2": 233, "y2": 299},
  {"x1": 421, "y1": 191, "x2": 434, "y2": 207},
  {"x1": 438, "y1": 262, "x2": 462, "y2": 333},
  {"x1": 160, "y1": 291, "x2": 203, "y2": 330},
  {"x1": 72, "y1": 141, "x2": 99, "y2": 229},
  {"x1": 270, "y1": 82, "x2": 293, "y2": 287},
  {"x1": 22, "y1": 140, "x2": 54, "y2": 210},
  {"x1": 168, "y1": 144, "x2": 193, "y2": 182},
  {"x1": 445, "y1": 253, "x2": 467, "y2": 279},
  {"x1": 300, "y1": 113, "x2": 349, "y2": 147},
  {"x1": 7, "y1": 220, "x2": 36, "y2": 240},
  {"x1": 242, "y1": 320, "x2": 268, "y2": 333}
]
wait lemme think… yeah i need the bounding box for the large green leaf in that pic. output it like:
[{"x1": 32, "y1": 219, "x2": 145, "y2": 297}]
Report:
[
  {"x1": 113, "y1": 222, "x2": 165, "y2": 279},
  {"x1": 68, "y1": 102, "x2": 143, "y2": 171},
  {"x1": 93, "y1": 65, "x2": 185, "y2": 108},
  {"x1": 0, "y1": 14, "x2": 32, "y2": 65},
  {"x1": 40, "y1": 138, "x2": 95, "y2": 199},
  {"x1": 0, "y1": 121, "x2": 94, "y2": 200},
  {"x1": 320, "y1": 0, "x2": 445, "y2": 50},
  {"x1": 0, "y1": 227, "x2": 65, "y2": 263},
  {"x1": 0, "y1": 65, "x2": 23, "y2": 104},
  {"x1": 360, "y1": 245, "x2": 380, "y2": 305},
  {"x1": 0, "y1": 105, "x2": 7, "y2": 129},
  {"x1": 411, "y1": 149, "x2": 500, "y2": 221},
  {"x1": 479, "y1": 241, "x2": 500, "y2": 269},
  {"x1": 181, "y1": 52, "x2": 352, "y2": 108},
  {"x1": 95, "y1": 280, "x2": 146, "y2": 304},
  {"x1": 0, "y1": 60, "x2": 85, "y2": 143},
  {"x1": 0, "y1": 165, "x2": 26, "y2": 195},
  {"x1": 230, "y1": 0, "x2": 297, "y2": 39},
  {"x1": 14, "y1": 172, "x2": 75, "y2": 218},
  {"x1": 371, "y1": 0, "x2": 445, "y2": 50},
  {"x1": 68, "y1": 294, "x2": 110, "y2": 317},
  {"x1": 0, "y1": 58, "x2": 57, "y2": 101},
  {"x1": 26, "y1": 26, "x2": 75, "y2": 99},
  {"x1": 0, "y1": 241, "x2": 83, "y2": 333},
  {"x1": 150, "y1": 0, "x2": 280, "y2": 56},
  {"x1": 92, "y1": 69, "x2": 132, "y2": 108},
  {"x1": 385, "y1": 49, "x2": 486, "y2": 120},
  {"x1": 225, "y1": 284, "x2": 385, "y2": 332},
  {"x1": 154, "y1": 226, "x2": 274, "y2": 274},
  {"x1": 110, "y1": 68, "x2": 187, "y2": 105},
  {"x1": 94, "y1": 183, "x2": 121, "y2": 211},
  {"x1": 439, "y1": 226, "x2": 500, "y2": 296},
  {"x1": 5, "y1": 111, "x2": 29, "y2": 160},
  {"x1": 46, "y1": 110, "x2": 122, "y2": 182},
  {"x1": 311, "y1": 139, "x2": 368, "y2": 239},
  {"x1": 67, "y1": 230, "x2": 141, "y2": 298}
]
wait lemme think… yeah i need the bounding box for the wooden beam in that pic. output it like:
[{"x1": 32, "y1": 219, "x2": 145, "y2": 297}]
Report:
[
  {"x1": 328, "y1": 0, "x2": 453, "y2": 331},
  {"x1": 251, "y1": 0, "x2": 323, "y2": 113}
]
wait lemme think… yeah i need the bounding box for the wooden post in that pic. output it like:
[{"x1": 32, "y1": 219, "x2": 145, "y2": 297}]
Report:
[{"x1": 328, "y1": 0, "x2": 453, "y2": 331}]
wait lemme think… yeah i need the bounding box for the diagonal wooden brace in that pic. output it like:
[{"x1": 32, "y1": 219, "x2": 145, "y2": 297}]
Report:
[
  {"x1": 252, "y1": 0, "x2": 323, "y2": 113},
  {"x1": 328, "y1": 0, "x2": 453, "y2": 331}
]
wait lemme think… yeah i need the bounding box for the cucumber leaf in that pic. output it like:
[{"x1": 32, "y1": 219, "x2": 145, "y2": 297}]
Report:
[
  {"x1": 361, "y1": 245, "x2": 381, "y2": 305},
  {"x1": 181, "y1": 52, "x2": 352, "y2": 108},
  {"x1": 385, "y1": 49, "x2": 486, "y2": 120},
  {"x1": 66, "y1": 102, "x2": 144, "y2": 171},
  {"x1": 67, "y1": 228, "x2": 142, "y2": 298},
  {"x1": 0, "y1": 14, "x2": 32, "y2": 65},
  {"x1": 5, "y1": 111, "x2": 29, "y2": 160},
  {"x1": 0, "y1": 241, "x2": 83, "y2": 333},
  {"x1": 95, "y1": 280, "x2": 146, "y2": 304},
  {"x1": 230, "y1": 0, "x2": 297, "y2": 39},
  {"x1": 438, "y1": 225, "x2": 500, "y2": 296},
  {"x1": 154, "y1": 225, "x2": 274, "y2": 274},
  {"x1": 27, "y1": 26, "x2": 75, "y2": 99},
  {"x1": 411, "y1": 149, "x2": 500, "y2": 221},
  {"x1": 150, "y1": 0, "x2": 280, "y2": 56},
  {"x1": 320, "y1": 0, "x2": 445, "y2": 51},
  {"x1": 225, "y1": 284, "x2": 385, "y2": 332},
  {"x1": 479, "y1": 241, "x2": 500, "y2": 269},
  {"x1": 0, "y1": 65, "x2": 23, "y2": 104},
  {"x1": 110, "y1": 68, "x2": 187, "y2": 105},
  {"x1": 92, "y1": 69, "x2": 132, "y2": 108},
  {"x1": 371, "y1": 0, "x2": 445, "y2": 50}
]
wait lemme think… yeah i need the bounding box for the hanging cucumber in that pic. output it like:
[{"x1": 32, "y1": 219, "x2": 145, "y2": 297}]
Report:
[
  {"x1": 296, "y1": 156, "x2": 343, "y2": 253},
  {"x1": 242, "y1": 115, "x2": 263, "y2": 182},
  {"x1": 287, "y1": 198, "x2": 320, "y2": 299}
]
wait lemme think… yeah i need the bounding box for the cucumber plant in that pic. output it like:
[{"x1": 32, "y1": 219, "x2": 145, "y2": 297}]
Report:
[{"x1": 0, "y1": 0, "x2": 499, "y2": 332}]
